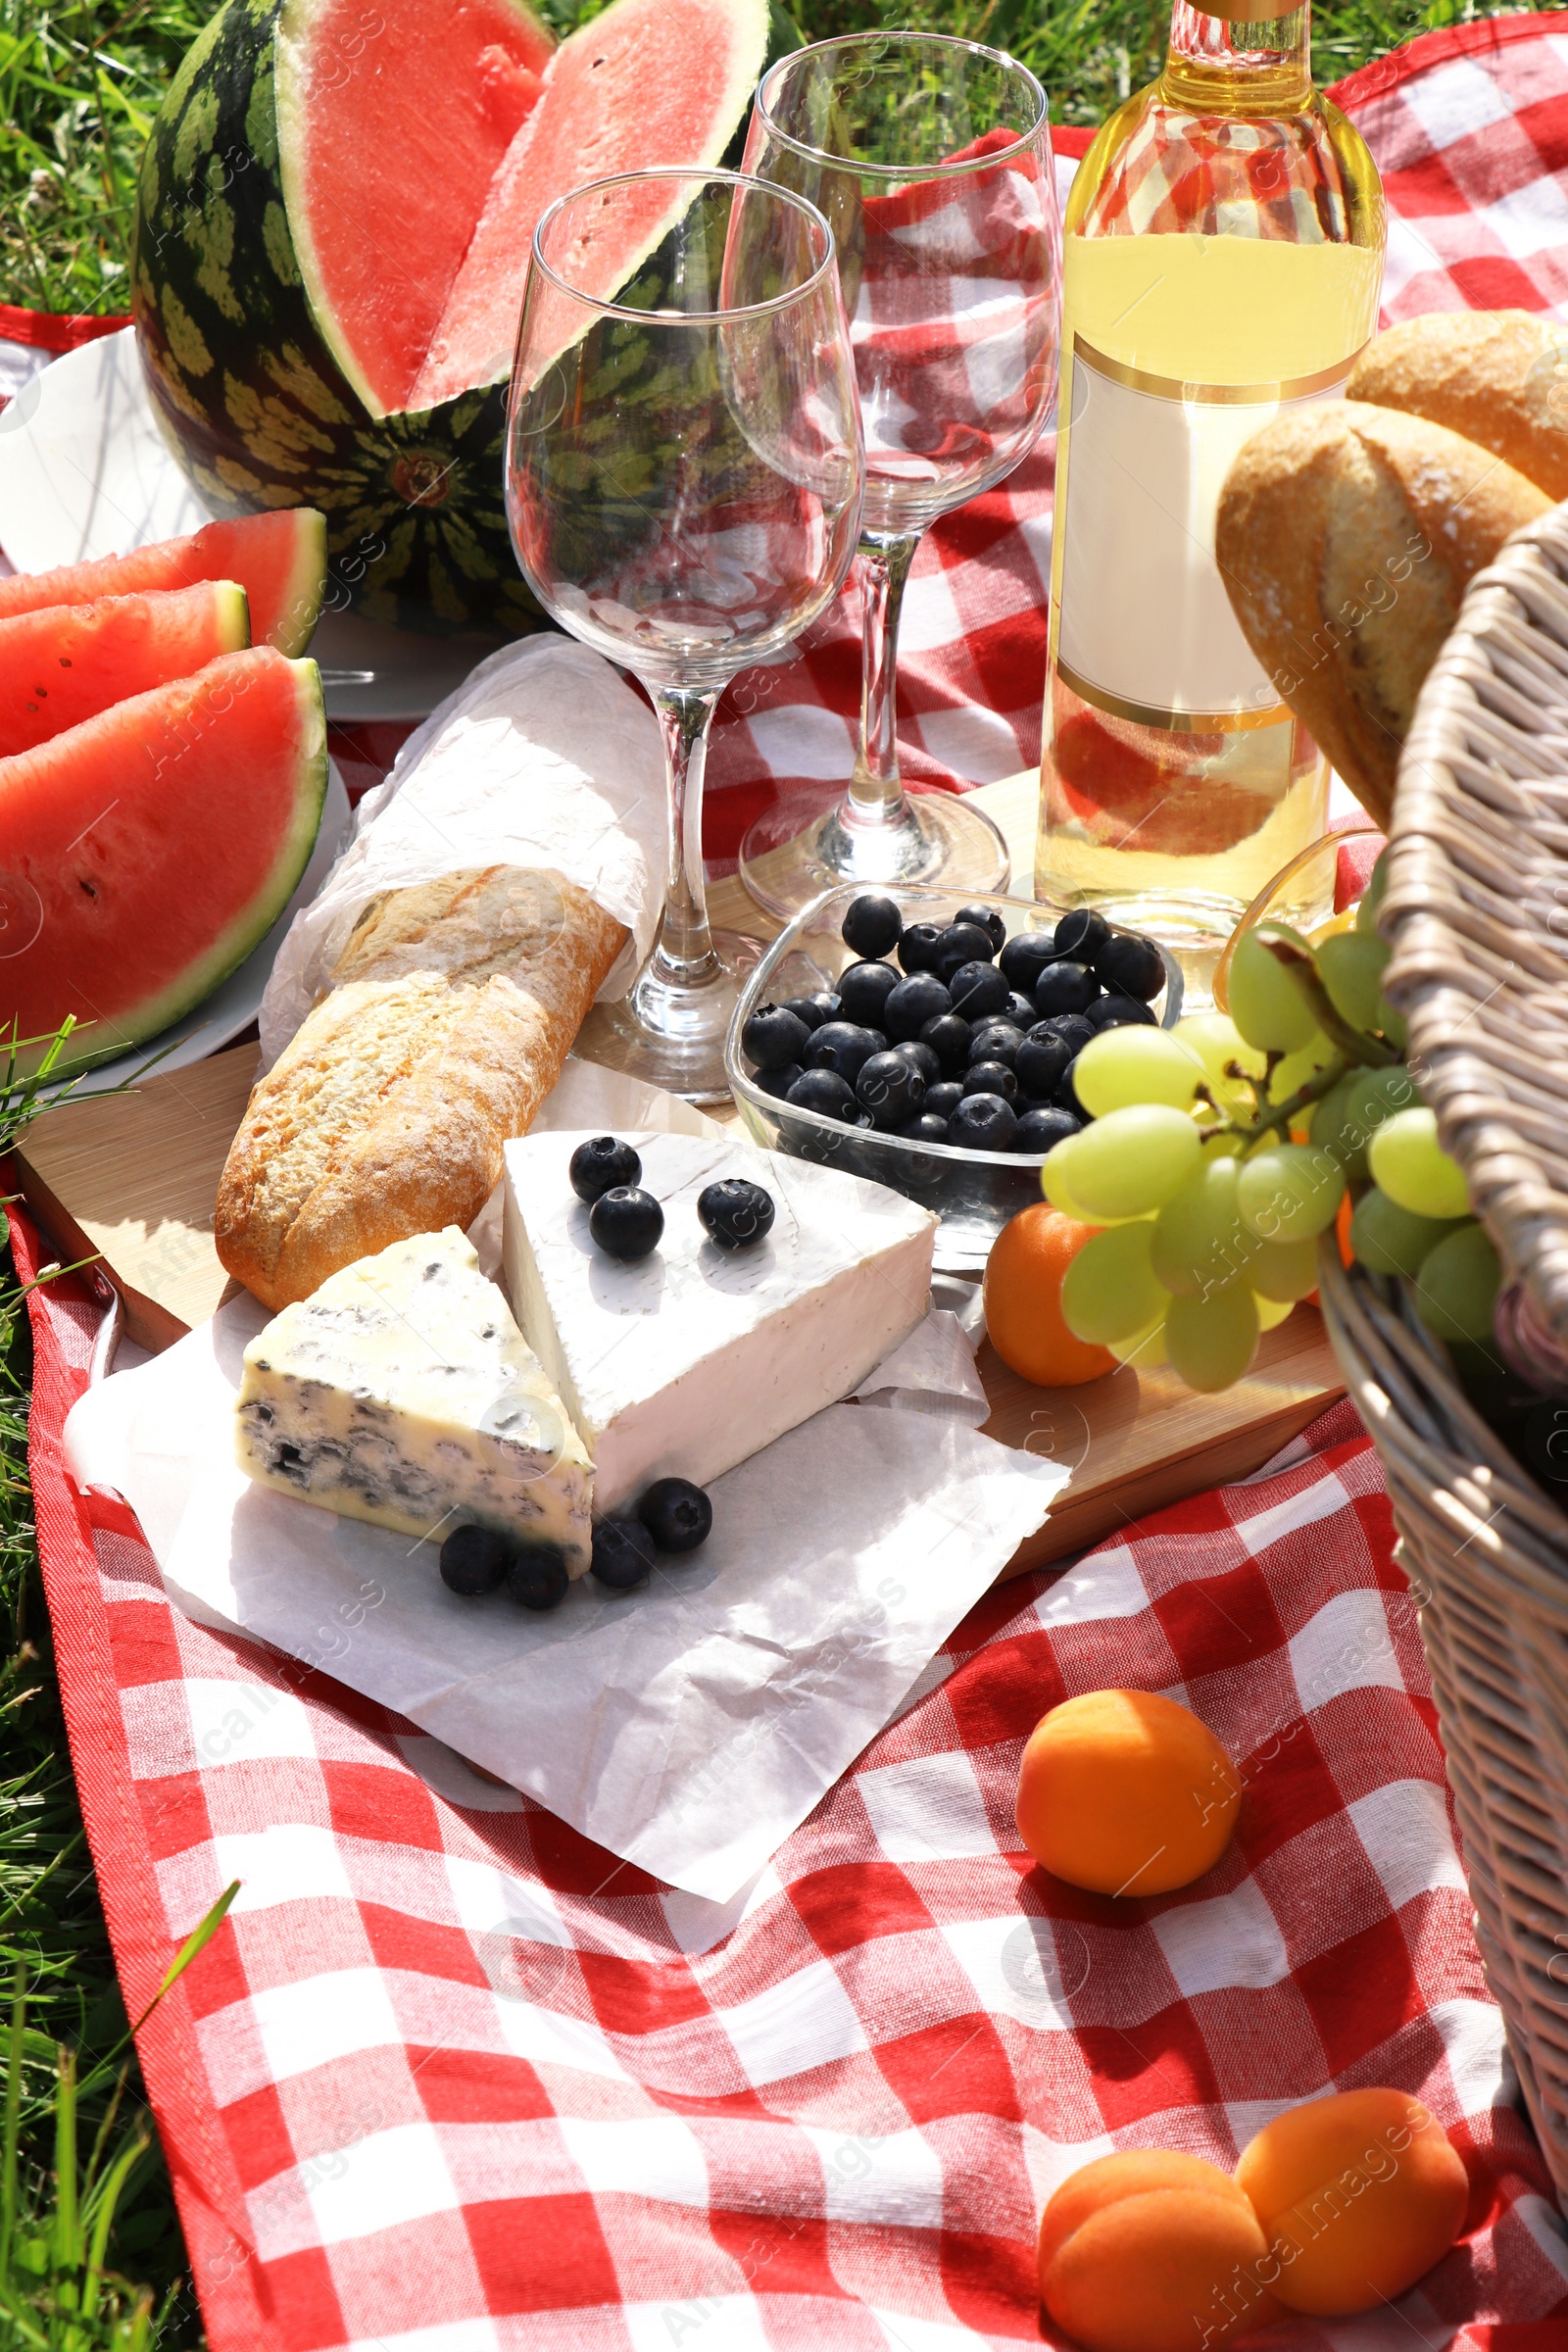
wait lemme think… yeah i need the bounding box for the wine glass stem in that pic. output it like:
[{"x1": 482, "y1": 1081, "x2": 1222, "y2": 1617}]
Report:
[
  {"x1": 850, "y1": 527, "x2": 921, "y2": 824},
  {"x1": 649, "y1": 683, "x2": 723, "y2": 992}
]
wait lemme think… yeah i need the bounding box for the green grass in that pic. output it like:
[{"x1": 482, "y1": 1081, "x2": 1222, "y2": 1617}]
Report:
[{"x1": 0, "y1": 0, "x2": 1538, "y2": 2338}]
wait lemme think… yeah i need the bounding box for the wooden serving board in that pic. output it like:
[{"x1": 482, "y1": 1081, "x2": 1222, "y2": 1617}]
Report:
[{"x1": 16, "y1": 772, "x2": 1346, "y2": 1572}]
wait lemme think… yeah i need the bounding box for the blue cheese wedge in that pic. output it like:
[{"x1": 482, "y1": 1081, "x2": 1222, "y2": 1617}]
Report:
[
  {"x1": 502, "y1": 1132, "x2": 937, "y2": 1514},
  {"x1": 234, "y1": 1227, "x2": 594, "y2": 1574}
]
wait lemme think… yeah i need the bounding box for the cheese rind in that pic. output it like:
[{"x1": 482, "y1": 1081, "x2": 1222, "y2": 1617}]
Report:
[
  {"x1": 502, "y1": 1132, "x2": 936, "y2": 1513},
  {"x1": 234, "y1": 1227, "x2": 594, "y2": 1573}
]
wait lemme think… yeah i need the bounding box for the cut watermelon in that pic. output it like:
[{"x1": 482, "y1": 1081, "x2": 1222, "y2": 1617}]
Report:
[
  {"x1": 0, "y1": 513, "x2": 325, "y2": 658},
  {"x1": 0, "y1": 648, "x2": 326, "y2": 1078},
  {"x1": 0, "y1": 581, "x2": 251, "y2": 757}
]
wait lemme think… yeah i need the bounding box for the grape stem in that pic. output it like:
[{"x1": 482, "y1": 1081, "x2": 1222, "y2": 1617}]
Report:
[
  {"x1": 1258, "y1": 932, "x2": 1398, "y2": 1070},
  {"x1": 1229, "y1": 1055, "x2": 1348, "y2": 1147}
]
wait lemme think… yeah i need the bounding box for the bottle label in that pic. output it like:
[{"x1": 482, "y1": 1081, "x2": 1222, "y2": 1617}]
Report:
[{"x1": 1054, "y1": 333, "x2": 1362, "y2": 732}]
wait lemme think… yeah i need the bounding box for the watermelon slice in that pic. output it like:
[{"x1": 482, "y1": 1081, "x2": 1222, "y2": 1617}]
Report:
[
  {"x1": 0, "y1": 581, "x2": 251, "y2": 757},
  {"x1": 1, "y1": 648, "x2": 326, "y2": 1078},
  {"x1": 0, "y1": 512, "x2": 325, "y2": 659}
]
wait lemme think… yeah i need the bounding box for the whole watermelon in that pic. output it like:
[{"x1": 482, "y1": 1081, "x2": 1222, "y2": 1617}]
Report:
[{"x1": 131, "y1": 0, "x2": 797, "y2": 637}]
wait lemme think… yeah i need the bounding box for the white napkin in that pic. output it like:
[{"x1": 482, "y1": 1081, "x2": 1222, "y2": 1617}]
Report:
[{"x1": 259, "y1": 637, "x2": 666, "y2": 1063}]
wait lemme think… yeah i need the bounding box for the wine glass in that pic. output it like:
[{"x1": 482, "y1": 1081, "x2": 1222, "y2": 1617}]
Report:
[
  {"x1": 505, "y1": 169, "x2": 863, "y2": 1100},
  {"x1": 736, "y1": 32, "x2": 1061, "y2": 920}
]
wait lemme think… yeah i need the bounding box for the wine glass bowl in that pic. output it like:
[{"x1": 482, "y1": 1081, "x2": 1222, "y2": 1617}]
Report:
[
  {"x1": 736, "y1": 33, "x2": 1061, "y2": 917},
  {"x1": 506, "y1": 170, "x2": 862, "y2": 1098}
]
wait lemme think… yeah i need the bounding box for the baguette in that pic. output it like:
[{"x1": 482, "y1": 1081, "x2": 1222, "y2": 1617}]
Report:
[
  {"x1": 1348, "y1": 310, "x2": 1568, "y2": 501},
  {"x1": 216, "y1": 865, "x2": 626, "y2": 1308},
  {"x1": 1217, "y1": 400, "x2": 1549, "y2": 826}
]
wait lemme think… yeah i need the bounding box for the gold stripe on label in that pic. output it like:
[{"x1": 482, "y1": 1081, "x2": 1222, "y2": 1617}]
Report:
[
  {"x1": 1072, "y1": 331, "x2": 1366, "y2": 407},
  {"x1": 1056, "y1": 655, "x2": 1290, "y2": 734}
]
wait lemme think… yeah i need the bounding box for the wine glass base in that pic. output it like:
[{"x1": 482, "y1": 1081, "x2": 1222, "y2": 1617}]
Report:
[
  {"x1": 738, "y1": 786, "x2": 1010, "y2": 920},
  {"x1": 571, "y1": 930, "x2": 764, "y2": 1104}
]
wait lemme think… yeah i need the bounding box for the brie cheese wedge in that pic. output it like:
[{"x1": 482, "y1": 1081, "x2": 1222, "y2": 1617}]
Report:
[
  {"x1": 502, "y1": 1131, "x2": 936, "y2": 1513},
  {"x1": 234, "y1": 1227, "x2": 594, "y2": 1573}
]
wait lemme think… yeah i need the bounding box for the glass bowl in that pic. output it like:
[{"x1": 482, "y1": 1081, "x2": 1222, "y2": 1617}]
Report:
[{"x1": 724, "y1": 881, "x2": 1184, "y2": 1271}]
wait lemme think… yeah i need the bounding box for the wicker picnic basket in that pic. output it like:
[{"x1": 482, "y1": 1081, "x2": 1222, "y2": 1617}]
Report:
[{"x1": 1316, "y1": 503, "x2": 1568, "y2": 2207}]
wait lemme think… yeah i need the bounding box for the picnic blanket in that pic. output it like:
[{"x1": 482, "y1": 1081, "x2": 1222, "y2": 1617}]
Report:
[{"x1": 16, "y1": 17, "x2": 1568, "y2": 2347}]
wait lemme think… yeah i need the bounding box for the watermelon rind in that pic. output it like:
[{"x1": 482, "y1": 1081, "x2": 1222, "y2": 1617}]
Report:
[
  {"x1": 249, "y1": 507, "x2": 326, "y2": 655},
  {"x1": 132, "y1": 0, "x2": 788, "y2": 637}
]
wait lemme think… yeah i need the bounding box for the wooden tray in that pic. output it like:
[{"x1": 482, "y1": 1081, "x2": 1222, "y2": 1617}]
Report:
[{"x1": 17, "y1": 774, "x2": 1346, "y2": 1572}]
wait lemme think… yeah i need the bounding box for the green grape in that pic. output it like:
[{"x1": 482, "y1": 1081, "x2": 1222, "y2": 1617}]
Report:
[
  {"x1": 1267, "y1": 1031, "x2": 1339, "y2": 1106},
  {"x1": 1174, "y1": 1013, "x2": 1266, "y2": 1116},
  {"x1": 1109, "y1": 1314, "x2": 1168, "y2": 1368},
  {"x1": 1367, "y1": 1106, "x2": 1471, "y2": 1221},
  {"x1": 1377, "y1": 994, "x2": 1408, "y2": 1051},
  {"x1": 1308, "y1": 1072, "x2": 1360, "y2": 1172},
  {"x1": 1227, "y1": 922, "x2": 1320, "y2": 1054},
  {"x1": 1150, "y1": 1156, "x2": 1256, "y2": 1298},
  {"x1": 1042, "y1": 1148, "x2": 1132, "y2": 1227},
  {"x1": 1319, "y1": 1062, "x2": 1418, "y2": 1184},
  {"x1": 1070, "y1": 1026, "x2": 1204, "y2": 1117},
  {"x1": 1250, "y1": 1237, "x2": 1320, "y2": 1301},
  {"x1": 1254, "y1": 1292, "x2": 1296, "y2": 1331},
  {"x1": 1060, "y1": 1221, "x2": 1167, "y2": 1344},
  {"x1": 1165, "y1": 1285, "x2": 1261, "y2": 1392},
  {"x1": 1349, "y1": 1187, "x2": 1470, "y2": 1278},
  {"x1": 1236, "y1": 1142, "x2": 1346, "y2": 1242},
  {"x1": 1053, "y1": 1105, "x2": 1202, "y2": 1221},
  {"x1": 1315, "y1": 929, "x2": 1391, "y2": 1034},
  {"x1": 1413, "y1": 1222, "x2": 1500, "y2": 1346},
  {"x1": 1355, "y1": 847, "x2": 1390, "y2": 934}
]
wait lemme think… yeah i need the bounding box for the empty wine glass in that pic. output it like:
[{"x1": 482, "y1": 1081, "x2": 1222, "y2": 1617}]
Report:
[
  {"x1": 506, "y1": 169, "x2": 863, "y2": 1099},
  {"x1": 736, "y1": 31, "x2": 1061, "y2": 919}
]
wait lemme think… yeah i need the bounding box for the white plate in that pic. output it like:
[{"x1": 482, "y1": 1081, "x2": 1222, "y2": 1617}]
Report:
[
  {"x1": 0, "y1": 328, "x2": 506, "y2": 723},
  {"x1": 40, "y1": 761, "x2": 354, "y2": 1101}
]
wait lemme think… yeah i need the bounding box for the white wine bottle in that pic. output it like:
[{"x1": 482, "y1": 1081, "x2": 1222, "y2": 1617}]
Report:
[{"x1": 1036, "y1": 2, "x2": 1385, "y2": 994}]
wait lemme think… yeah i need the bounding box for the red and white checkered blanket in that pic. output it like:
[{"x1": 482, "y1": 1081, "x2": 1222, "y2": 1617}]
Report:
[{"x1": 17, "y1": 19, "x2": 1568, "y2": 2347}]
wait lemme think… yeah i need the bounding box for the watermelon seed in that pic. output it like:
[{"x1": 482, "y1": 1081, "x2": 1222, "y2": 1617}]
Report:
[
  {"x1": 59, "y1": 656, "x2": 73, "y2": 666},
  {"x1": 78, "y1": 878, "x2": 98, "y2": 900}
]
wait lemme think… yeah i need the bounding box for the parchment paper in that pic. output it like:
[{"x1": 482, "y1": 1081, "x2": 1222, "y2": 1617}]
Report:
[{"x1": 260, "y1": 637, "x2": 666, "y2": 1064}]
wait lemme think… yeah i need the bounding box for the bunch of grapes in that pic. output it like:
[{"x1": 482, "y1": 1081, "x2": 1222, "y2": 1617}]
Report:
[{"x1": 1045, "y1": 853, "x2": 1495, "y2": 1395}]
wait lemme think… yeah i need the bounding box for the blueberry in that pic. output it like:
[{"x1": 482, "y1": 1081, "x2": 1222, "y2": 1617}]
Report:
[
  {"x1": 590, "y1": 1519, "x2": 656, "y2": 1591},
  {"x1": 805, "y1": 1020, "x2": 881, "y2": 1083},
  {"x1": 1015, "y1": 1032, "x2": 1070, "y2": 1099},
  {"x1": 440, "y1": 1524, "x2": 510, "y2": 1595},
  {"x1": 897, "y1": 922, "x2": 946, "y2": 974},
  {"x1": 954, "y1": 903, "x2": 1006, "y2": 952},
  {"x1": 1015, "y1": 1104, "x2": 1083, "y2": 1152},
  {"x1": 785, "y1": 1068, "x2": 859, "y2": 1122},
  {"x1": 999, "y1": 931, "x2": 1062, "y2": 994},
  {"x1": 1085, "y1": 992, "x2": 1157, "y2": 1031},
  {"x1": 1035, "y1": 1011, "x2": 1096, "y2": 1057},
  {"x1": 933, "y1": 921, "x2": 996, "y2": 982},
  {"x1": 808, "y1": 992, "x2": 843, "y2": 1023},
  {"x1": 963, "y1": 1058, "x2": 1018, "y2": 1102},
  {"x1": 924, "y1": 1081, "x2": 964, "y2": 1121},
  {"x1": 1057, "y1": 1058, "x2": 1087, "y2": 1116},
  {"x1": 506, "y1": 1547, "x2": 570, "y2": 1610},
  {"x1": 857, "y1": 1049, "x2": 926, "y2": 1130},
  {"x1": 893, "y1": 1039, "x2": 940, "y2": 1085},
  {"x1": 841, "y1": 893, "x2": 903, "y2": 958},
  {"x1": 1054, "y1": 908, "x2": 1110, "y2": 959},
  {"x1": 883, "y1": 971, "x2": 952, "y2": 1042},
  {"x1": 1093, "y1": 930, "x2": 1166, "y2": 1002},
  {"x1": 638, "y1": 1476, "x2": 712, "y2": 1553},
  {"x1": 1033, "y1": 960, "x2": 1100, "y2": 1018},
  {"x1": 589, "y1": 1186, "x2": 663, "y2": 1260},
  {"x1": 1003, "y1": 991, "x2": 1038, "y2": 1030},
  {"x1": 755, "y1": 1061, "x2": 805, "y2": 1102},
  {"x1": 900, "y1": 1112, "x2": 950, "y2": 1144},
  {"x1": 782, "y1": 994, "x2": 831, "y2": 1032},
  {"x1": 966, "y1": 1021, "x2": 1025, "y2": 1070},
  {"x1": 918, "y1": 1011, "x2": 971, "y2": 1076},
  {"x1": 699, "y1": 1177, "x2": 776, "y2": 1250},
  {"x1": 742, "y1": 1003, "x2": 811, "y2": 1070},
  {"x1": 947, "y1": 1092, "x2": 1018, "y2": 1152},
  {"x1": 947, "y1": 960, "x2": 1011, "y2": 1022},
  {"x1": 835, "y1": 959, "x2": 901, "y2": 1028},
  {"x1": 569, "y1": 1135, "x2": 642, "y2": 1204}
]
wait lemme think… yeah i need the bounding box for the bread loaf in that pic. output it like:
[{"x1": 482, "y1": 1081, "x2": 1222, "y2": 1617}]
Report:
[
  {"x1": 216, "y1": 866, "x2": 626, "y2": 1308},
  {"x1": 1216, "y1": 401, "x2": 1549, "y2": 826},
  {"x1": 1348, "y1": 310, "x2": 1568, "y2": 500}
]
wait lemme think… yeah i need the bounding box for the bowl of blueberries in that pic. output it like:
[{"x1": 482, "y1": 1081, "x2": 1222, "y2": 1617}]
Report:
[{"x1": 724, "y1": 884, "x2": 1181, "y2": 1270}]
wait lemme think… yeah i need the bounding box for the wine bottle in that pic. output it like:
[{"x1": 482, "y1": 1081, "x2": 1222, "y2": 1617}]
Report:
[{"x1": 1036, "y1": 2, "x2": 1385, "y2": 994}]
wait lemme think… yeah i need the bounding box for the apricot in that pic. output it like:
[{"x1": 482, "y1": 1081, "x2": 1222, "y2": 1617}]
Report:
[
  {"x1": 1015, "y1": 1689, "x2": 1242, "y2": 1896},
  {"x1": 1040, "y1": 2149, "x2": 1283, "y2": 2352},
  {"x1": 983, "y1": 1205, "x2": 1114, "y2": 1388},
  {"x1": 1236, "y1": 2087, "x2": 1469, "y2": 2315}
]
